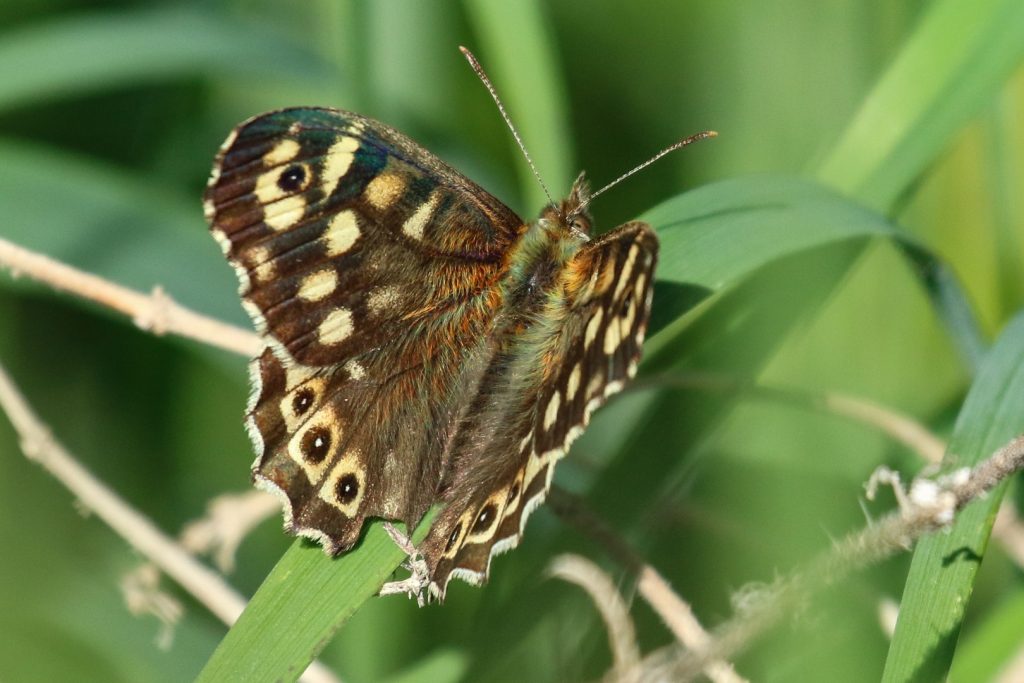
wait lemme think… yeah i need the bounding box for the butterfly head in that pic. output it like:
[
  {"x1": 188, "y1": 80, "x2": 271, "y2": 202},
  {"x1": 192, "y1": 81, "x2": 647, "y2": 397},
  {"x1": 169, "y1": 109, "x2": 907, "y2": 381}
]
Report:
[{"x1": 540, "y1": 172, "x2": 593, "y2": 241}]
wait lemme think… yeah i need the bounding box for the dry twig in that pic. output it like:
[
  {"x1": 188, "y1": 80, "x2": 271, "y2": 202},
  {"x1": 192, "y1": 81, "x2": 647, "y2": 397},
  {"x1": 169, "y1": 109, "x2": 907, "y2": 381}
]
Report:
[
  {"x1": 549, "y1": 554, "x2": 641, "y2": 683},
  {"x1": 0, "y1": 237, "x2": 259, "y2": 357}
]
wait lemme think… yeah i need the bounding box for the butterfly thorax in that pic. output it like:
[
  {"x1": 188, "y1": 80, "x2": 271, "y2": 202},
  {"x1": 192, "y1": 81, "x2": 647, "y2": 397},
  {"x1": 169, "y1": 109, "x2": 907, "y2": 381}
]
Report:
[{"x1": 498, "y1": 175, "x2": 594, "y2": 324}]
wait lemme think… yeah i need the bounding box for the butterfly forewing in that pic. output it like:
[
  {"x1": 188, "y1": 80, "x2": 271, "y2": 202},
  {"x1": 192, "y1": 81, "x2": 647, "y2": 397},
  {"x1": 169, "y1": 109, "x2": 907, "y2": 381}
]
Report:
[{"x1": 206, "y1": 107, "x2": 525, "y2": 552}]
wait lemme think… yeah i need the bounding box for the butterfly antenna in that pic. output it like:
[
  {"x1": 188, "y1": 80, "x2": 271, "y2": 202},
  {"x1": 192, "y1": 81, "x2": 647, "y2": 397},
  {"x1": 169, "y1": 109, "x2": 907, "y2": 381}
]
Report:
[
  {"x1": 573, "y1": 130, "x2": 719, "y2": 216},
  {"x1": 459, "y1": 46, "x2": 556, "y2": 208}
]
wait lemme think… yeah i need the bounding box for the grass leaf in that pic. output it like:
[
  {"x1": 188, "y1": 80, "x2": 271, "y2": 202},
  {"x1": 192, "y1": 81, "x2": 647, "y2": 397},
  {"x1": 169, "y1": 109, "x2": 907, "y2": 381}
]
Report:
[
  {"x1": 197, "y1": 514, "x2": 434, "y2": 683},
  {"x1": 815, "y1": 0, "x2": 1024, "y2": 211},
  {"x1": 0, "y1": 6, "x2": 334, "y2": 113},
  {"x1": 882, "y1": 313, "x2": 1024, "y2": 682}
]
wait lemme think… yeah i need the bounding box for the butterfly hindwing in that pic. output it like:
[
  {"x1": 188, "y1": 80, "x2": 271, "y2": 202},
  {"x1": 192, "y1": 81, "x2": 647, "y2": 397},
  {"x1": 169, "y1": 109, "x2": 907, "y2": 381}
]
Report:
[
  {"x1": 205, "y1": 107, "x2": 525, "y2": 553},
  {"x1": 420, "y1": 222, "x2": 658, "y2": 596}
]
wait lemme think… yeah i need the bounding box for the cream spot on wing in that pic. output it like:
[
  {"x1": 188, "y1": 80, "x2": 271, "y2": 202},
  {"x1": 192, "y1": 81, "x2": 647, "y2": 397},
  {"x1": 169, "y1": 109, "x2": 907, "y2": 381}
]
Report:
[
  {"x1": 566, "y1": 362, "x2": 582, "y2": 401},
  {"x1": 263, "y1": 194, "x2": 307, "y2": 231},
  {"x1": 249, "y1": 245, "x2": 276, "y2": 282},
  {"x1": 620, "y1": 298, "x2": 637, "y2": 340},
  {"x1": 402, "y1": 191, "x2": 441, "y2": 240},
  {"x1": 633, "y1": 271, "x2": 647, "y2": 301},
  {"x1": 318, "y1": 307, "x2": 354, "y2": 344},
  {"x1": 367, "y1": 285, "x2": 400, "y2": 315},
  {"x1": 614, "y1": 244, "x2": 640, "y2": 300},
  {"x1": 322, "y1": 136, "x2": 361, "y2": 194},
  {"x1": 584, "y1": 308, "x2": 603, "y2": 349},
  {"x1": 519, "y1": 430, "x2": 533, "y2": 453},
  {"x1": 604, "y1": 316, "x2": 622, "y2": 354},
  {"x1": 586, "y1": 370, "x2": 605, "y2": 399},
  {"x1": 297, "y1": 269, "x2": 338, "y2": 302},
  {"x1": 544, "y1": 391, "x2": 561, "y2": 431},
  {"x1": 284, "y1": 364, "x2": 315, "y2": 391},
  {"x1": 326, "y1": 210, "x2": 361, "y2": 255},
  {"x1": 364, "y1": 172, "x2": 406, "y2": 211},
  {"x1": 263, "y1": 139, "x2": 301, "y2": 166},
  {"x1": 522, "y1": 453, "x2": 545, "y2": 503},
  {"x1": 344, "y1": 359, "x2": 366, "y2": 380}
]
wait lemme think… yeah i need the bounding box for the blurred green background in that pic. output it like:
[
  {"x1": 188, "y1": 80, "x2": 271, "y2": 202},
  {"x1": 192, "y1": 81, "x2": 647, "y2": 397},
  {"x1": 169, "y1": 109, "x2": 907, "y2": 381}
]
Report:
[{"x1": 1, "y1": 1, "x2": 1023, "y2": 681}]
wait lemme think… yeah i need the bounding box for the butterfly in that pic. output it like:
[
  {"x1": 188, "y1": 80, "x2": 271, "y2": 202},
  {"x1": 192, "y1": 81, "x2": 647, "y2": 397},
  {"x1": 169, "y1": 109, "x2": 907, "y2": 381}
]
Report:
[{"x1": 202, "y1": 50, "x2": 708, "y2": 601}]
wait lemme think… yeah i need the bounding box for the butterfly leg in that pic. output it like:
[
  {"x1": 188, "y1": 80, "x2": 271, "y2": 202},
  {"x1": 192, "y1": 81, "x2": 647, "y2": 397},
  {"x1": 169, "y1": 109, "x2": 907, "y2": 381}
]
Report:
[{"x1": 379, "y1": 522, "x2": 431, "y2": 606}]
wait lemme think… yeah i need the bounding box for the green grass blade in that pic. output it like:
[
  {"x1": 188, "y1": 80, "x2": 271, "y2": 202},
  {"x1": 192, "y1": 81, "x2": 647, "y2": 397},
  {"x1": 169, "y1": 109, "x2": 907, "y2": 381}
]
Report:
[
  {"x1": 462, "y1": 0, "x2": 574, "y2": 208},
  {"x1": 882, "y1": 313, "x2": 1024, "y2": 682},
  {"x1": 815, "y1": 0, "x2": 1024, "y2": 211},
  {"x1": 638, "y1": 175, "x2": 974, "y2": 362},
  {"x1": 197, "y1": 514, "x2": 434, "y2": 683},
  {"x1": 0, "y1": 6, "x2": 334, "y2": 113},
  {"x1": 949, "y1": 585, "x2": 1024, "y2": 681}
]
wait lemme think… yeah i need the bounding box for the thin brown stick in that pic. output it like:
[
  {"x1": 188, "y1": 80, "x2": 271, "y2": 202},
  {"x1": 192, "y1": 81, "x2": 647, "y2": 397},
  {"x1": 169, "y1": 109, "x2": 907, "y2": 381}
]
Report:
[
  {"x1": 549, "y1": 554, "x2": 641, "y2": 683},
  {"x1": 0, "y1": 360, "x2": 338, "y2": 683},
  {"x1": 0, "y1": 237, "x2": 260, "y2": 357},
  {"x1": 636, "y1": 567, "x2": 746, "y2": 683},
  {"x1": 548, "y1": 487, "x2": 745, "y2": 683}
]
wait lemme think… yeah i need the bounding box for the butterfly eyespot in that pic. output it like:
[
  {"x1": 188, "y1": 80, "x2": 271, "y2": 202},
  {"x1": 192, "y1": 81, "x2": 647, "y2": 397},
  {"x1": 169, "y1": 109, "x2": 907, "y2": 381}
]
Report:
[
  {"x1": 445, "y1": 522, "x2": 463, "y2": 552},
  {"x1": 471, "y1": 504, "x2": 497, "y2": 534},
  {"x1": 336, "y1": 473, "x2": 359, "y2": 504},
  {"x1": 507, "y1": 482, "x2": 520, "y2": 505},
  {"x1": 278, "y1": 164, "x2": 308, "y2": 192},
  {"x1": 300, "y1": 426, "x2": 332, "y2": 464},
  {"x1": 292, "y1": 387, "x2": 315, "y2": 416}
]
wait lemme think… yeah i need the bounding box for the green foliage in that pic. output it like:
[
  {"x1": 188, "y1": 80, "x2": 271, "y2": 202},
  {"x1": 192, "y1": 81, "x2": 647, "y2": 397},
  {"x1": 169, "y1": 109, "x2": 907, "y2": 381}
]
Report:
[{"x1": 1, "y1": 1, "x2": 1023, "y2": 682}]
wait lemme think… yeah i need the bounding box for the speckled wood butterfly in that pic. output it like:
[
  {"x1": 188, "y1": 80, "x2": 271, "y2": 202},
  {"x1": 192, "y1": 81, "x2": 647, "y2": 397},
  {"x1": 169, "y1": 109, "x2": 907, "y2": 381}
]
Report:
[{"x1": 204, "y1": 48, "x2": 712, "y2": 601}]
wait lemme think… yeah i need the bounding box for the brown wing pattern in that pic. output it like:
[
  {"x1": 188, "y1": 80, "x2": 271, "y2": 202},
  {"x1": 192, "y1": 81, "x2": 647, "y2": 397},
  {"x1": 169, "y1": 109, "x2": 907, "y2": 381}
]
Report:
[
  {"x1": 418, "y1": 222, "x2": 659, "y2": 598},
  {"x1": 205, "y1": 107, "x2": 525, "y2": 553}
]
